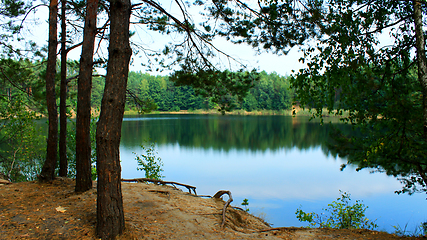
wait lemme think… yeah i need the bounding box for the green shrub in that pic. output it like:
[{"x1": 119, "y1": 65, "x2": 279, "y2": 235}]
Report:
[
  {"x1": 133, "y1": 142, "x2": 164, "y2": 180},
  {"x1": 393, "y1": 221, "x2": 427, "y2": 237},
  {"x1": 296, "y1": 191, "x2": 377, "y2": 230},
  {"x1": 241, "y1": 198, "x2": 249, "y2": 212}
]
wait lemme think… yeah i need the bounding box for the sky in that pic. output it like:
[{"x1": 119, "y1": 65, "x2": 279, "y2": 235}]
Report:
[
  {"x1": 127, "y1": 32, "x2": 306, "y2": 76},
  {"x1": 24, "y1": 1, "x2": 306, "y2": 77},
  {"x1": 21, "y1": 1, "x2": 396, "y2": 77},
  {"x1": 213, "y1": 38, "x2": 306, "y2": 76}
]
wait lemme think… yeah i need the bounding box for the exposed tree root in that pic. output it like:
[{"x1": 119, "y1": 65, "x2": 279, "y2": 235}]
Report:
[
  {"x1": 0, "y1": 179, "x2": 11, "y2": 185},
  {"x1": 122, "y1": 179, "x2": 239, "y2": 229},
  {"x1": 256, "y1": 227, "x2": 297, "y2": 233},
  {"x1": 121, "y1": 178, "x2": 197, "y2": 195},
  {"x1": 212, "y1": 190, "x2": 233, "y2": 228}
]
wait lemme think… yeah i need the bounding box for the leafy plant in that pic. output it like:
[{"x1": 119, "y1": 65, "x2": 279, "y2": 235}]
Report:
[
  {"x1": 91, "y1": 166, "x2": 97, "y2": 181},
  {"x1": 393, "y1": 221, "x2": 427, "y2": 237},
  {"x1": 296, "y1": 191, "x2": 377, "y2": 230},
  {"x1": 241, "y1": 198, "x2": 249, "y2": 212},
  {"x1": 0, "y1": 95, "x2": 45, "y2": 182},
  {"x1": 134, "y1": 142, "x2": 164, "y2": 180},
  {"x1": 423, "y1": 222, "x2": 427, "y2": 236}
]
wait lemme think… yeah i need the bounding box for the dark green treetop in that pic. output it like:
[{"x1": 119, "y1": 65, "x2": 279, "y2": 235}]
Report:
[
  {"x1": 202, "y1": 0, "x2": 427, "y2": 195},
  {"x1": 170, "y1": 69, "x2": 260, "y2": 113}
]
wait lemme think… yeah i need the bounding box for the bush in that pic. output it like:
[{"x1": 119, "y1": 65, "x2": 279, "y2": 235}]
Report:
[
  {"x1": 393, "y1": 221, "x2": 427, "y2": 237},
  {"x1": 133, "y1": 142, "x2": 164, "y2": 180},
  {"x1": 296, "y1": 191, "x2": 377, "y2": 230}
]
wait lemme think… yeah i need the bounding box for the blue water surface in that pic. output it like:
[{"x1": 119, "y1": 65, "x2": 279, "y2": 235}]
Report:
[{"x1": 119, "y1": 114, "x2": 427, "y2": 233}]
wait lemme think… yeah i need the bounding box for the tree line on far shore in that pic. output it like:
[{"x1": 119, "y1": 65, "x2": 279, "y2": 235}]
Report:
[
  {"x1": 123, "y1": 70, "x2": 293, "y2": 113},
  {"x1": 2, "y1": 0, "x2": 426, "y2": 238},
  {"x1": 1, "y1": 60, "x2": 293, "y2": 118}
]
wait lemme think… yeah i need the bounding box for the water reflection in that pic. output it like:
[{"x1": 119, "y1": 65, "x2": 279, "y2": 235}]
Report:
[
  {"x1": 121, "y1": 114, "x2": 348, "y2": 152},
  {"x1": 120, "y1": 114, "x2": 426, "y2": 232}
]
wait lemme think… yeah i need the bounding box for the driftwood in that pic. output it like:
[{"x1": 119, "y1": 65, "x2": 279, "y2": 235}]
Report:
[
  {"x1": 212, "y1": 190, "x2": 233, "y2": 228},
  {"x1": 255, "y1": 227, "x2": 303, "y2": 233},
  {"x1": 0, "y1": 179, "x2": 12, "y2": 185},
  {"x1": 256, "y1": 227, "x2": 287, "y2": 233},
  {"x1": 121, "y1": 178, "x2": 197, "y2": 195}
]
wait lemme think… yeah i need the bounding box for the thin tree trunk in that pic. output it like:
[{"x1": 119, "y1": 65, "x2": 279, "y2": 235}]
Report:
[
  {"x1": 95, "y1": 0, "x2": 131, "y2": 238},
  {"x1": 39, "y1": 0, "x2": 58, "y2": 182},
  {"x1": 59, "y1": 0, "x2": 68, "y2": 177},
  {"x1": 75, "y1": 0, "x2": 99, "y2": 192},
  {"x1": 413, "y1": 0, "x2": 427, "y2": 186}
]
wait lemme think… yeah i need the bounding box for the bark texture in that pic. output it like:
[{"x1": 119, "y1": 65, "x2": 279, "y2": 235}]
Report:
[
  {"x1": 95, "y1": 0, "x2": 131, "y2": 238},
  {"x1": 59, "y1": 0, "x2": 67, "y2": 177},
  {"x1": 414, "y1": 0, "x2": 427, "y2": 134},
  {"x1": 75, "y1": 0, "x2": 99, "y2": 193},
  {"x1": 413, "y1": 0, "x2": 427, "y2": 186},
  {"x1": 39, "y1": 0, "x2": 58, "y2": 181}
]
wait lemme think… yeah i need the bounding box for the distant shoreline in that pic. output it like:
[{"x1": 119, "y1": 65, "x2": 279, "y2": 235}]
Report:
[
  {"x1": 27, "y1": 107, "x2": 343, "y2": 120},
  {"x1": 124, "y1": 109, "x2": 298, "y2": 116},
  {"x1": 123, "y1": 107, "x2": 345, "y2": 118}
]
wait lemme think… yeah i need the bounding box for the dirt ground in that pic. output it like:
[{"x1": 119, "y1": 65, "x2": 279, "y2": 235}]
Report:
[{"x1": 0, "y1": 178, "x2": 424, "y2": 239}]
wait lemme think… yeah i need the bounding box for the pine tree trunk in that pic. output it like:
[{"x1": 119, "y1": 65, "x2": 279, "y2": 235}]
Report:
[
  {"x1": 95, "y1": 0, "x2": 131, "y2": 238},
  {"x1": 75, "y1": 0, "x2": 99, "y2": 193},
  {"x1": 39, "y1": 0, "x2": 58, "y2": 182},
  {"x1": 59, "y1": 0, "x2": 68, "y2": 177},
  {"x1": 413, "y1": 0, "x2": 427, "y2": 186}
]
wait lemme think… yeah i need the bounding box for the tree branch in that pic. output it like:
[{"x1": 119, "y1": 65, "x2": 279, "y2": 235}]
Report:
[
  {"x1": 212, "y1": 190, "x2": 233, "y2": 228},
  {"x1": 121, "y1": 178, "x2": 197, "y2": 195}
]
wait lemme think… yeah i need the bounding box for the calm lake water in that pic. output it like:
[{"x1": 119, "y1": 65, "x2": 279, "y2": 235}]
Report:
[{"x1": 119, "y1": 114, "x2": 426, "y2": 233}]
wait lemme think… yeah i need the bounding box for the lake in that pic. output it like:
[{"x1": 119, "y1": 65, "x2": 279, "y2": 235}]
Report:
[{"x1": 119, "y1": 114, "x2": 426, "y2": 233}]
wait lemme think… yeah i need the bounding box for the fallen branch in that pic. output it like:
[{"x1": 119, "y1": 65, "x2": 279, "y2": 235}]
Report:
[
  {"x1": 121, "y1": 178, "x2": 197, "y2": 195},
  {"x1": 0, "y1": 179, "x2": 12, "y2": 185},
  {"x1": 212, "y1": 190, "x2": 233, "y2": 228},
  {"x1": 256, "y1": 227, "x2": 303, "y2": 233},
  {"x1": 257, "y1": 227, "x2": 287, "y2": 233}
]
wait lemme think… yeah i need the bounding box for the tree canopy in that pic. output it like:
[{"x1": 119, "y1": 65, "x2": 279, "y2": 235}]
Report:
[
  {"x1": 295, "y1": 0, "x2": 427, "y2": 195},
  {"x1": 206, "y1": 0, "x2": 427, "y2": 195},
  {"x1": 126, "y1": 70, "x2": 293, "y2": 113},
  {"x1": 3, "y1": 0, "x2": 427, "y2": 238}
]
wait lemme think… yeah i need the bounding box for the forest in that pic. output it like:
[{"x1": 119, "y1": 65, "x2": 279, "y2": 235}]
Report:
[
  {"x1": 1, "y1": 0, "x2": 427, "y2": 239},
  {"x1": 1, "y1": 61, "x2": 293, "y2": 121},
  {"x1": 1, "y1": 64, "x2": 293, "y2": 183},
  {"x1": 125, "y1": 70, "x2": 293, "y2": 112}
]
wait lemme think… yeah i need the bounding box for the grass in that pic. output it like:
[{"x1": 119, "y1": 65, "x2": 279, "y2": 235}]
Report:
[{"x1": 393, "y1": 221, "x2": 427, "y2": 237}]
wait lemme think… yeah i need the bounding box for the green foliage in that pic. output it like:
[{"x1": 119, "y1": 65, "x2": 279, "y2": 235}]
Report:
[
  {"x1": 0, "y1": 0, "x2": 27, "y2": 17},
  {"x1": 0, "y1": 95, "x2": 45, "y2": 182},
  {"x1": 91, "y1": 166, "x2": 97, "y2": 181},
  {"x1": 0, "y1": 59, "x2": 46, "y2": 109},
  {"x1": 134, "y1": 142, "x2": 164, "y2": 180},
  {"x1": 215, "y1": 0, "x2": 427, "y2": 195},
  {"x1": 121, "y1": 114, "x2": 350, "y2": 152},
  {"x1": 203, "y1": 0, "x2": 319, "y2": 54},
  {"x1": 124, "y1": 71, "x2": 293, "y2": 113},
  {"x1": 423, "y1": 222, "x2": 427, "y2": 236},
  {"x1": 0, "y1": 59, "x2": 46, "y2": 182},
  {"x1": 288, "y1": 1, "x2": 427, "y2": 195},
  {"x1": 91, "y1": 76, "x2": 105, "y2": 108},
  {"x1": 241, "y1": 198, "x2": 249, "y2": 212},
  {"x1": 296, "y1": 191, "x2": 377, "y2": 230},
  {"x1": 0, "y1": 1, "x2": 43, "y2": 59},
  {"x1": 171, "y1": 69, "x2": 259, "y2": 114},
  {"x1": 244, "y1": 71, "x2": 293, "y2": 111},
  {"x1": 393, "y1": 221, "x2": 427, "y2": 237},
  {"x1": 201, "y1": 0, "x2": 427, "y2": 195}
]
